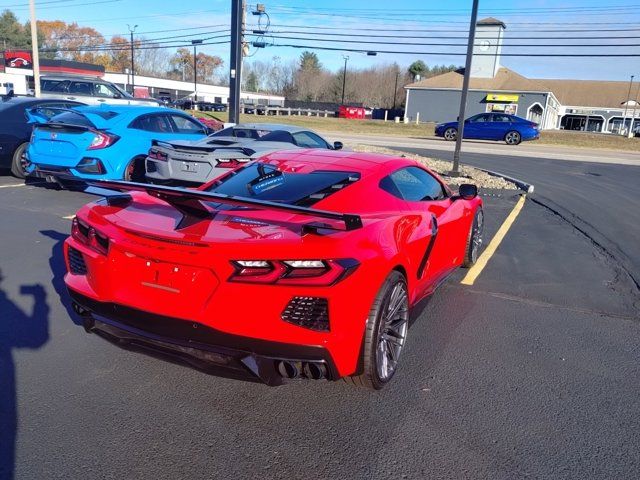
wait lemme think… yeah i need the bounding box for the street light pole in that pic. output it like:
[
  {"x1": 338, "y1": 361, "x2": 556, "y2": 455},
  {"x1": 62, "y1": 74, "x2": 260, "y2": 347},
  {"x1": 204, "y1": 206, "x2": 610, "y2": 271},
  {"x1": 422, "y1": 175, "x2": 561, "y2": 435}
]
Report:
[
  {"x1": 229, "y1": 0, "x2": 244, "y2": 124},
  {"x1": 29, "y1": 0, "x2": 41, "y2": 97},
  {"x1": 191, "y1": 39, "x2": 203, "y2": 106},
  {"x1": 128, "y1": 24, "x2": 138, "y2": 96},
  {"x1": 622, "y1": 74, "x2": 634, "y2": 135},
  {"x1": 451, "y1": 0, "x2": 479, "y2": 177},
  {"x1": 341, "y1": 55, "x2": 349, "y2": 105}
]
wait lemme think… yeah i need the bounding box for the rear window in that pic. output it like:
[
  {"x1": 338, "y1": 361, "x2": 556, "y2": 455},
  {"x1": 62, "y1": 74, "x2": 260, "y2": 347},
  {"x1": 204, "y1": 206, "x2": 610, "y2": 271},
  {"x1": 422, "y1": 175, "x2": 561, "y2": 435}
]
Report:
[
  {"x1": 206, "y1": 162, "x2": 359, "y2": 206},
  {"x1": 49, "y1": 111, "x2": 94, "y2": 128}
]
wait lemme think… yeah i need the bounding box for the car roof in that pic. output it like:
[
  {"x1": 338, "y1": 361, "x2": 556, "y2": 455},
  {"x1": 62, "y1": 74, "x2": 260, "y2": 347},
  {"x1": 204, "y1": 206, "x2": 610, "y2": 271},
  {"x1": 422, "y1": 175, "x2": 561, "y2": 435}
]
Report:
[
  {"x1": 230, "y1": 123, "x2": 307, "y2": 133},
  {"x1": 41, "y1": 75, "x2": 103, "y2": 81}
]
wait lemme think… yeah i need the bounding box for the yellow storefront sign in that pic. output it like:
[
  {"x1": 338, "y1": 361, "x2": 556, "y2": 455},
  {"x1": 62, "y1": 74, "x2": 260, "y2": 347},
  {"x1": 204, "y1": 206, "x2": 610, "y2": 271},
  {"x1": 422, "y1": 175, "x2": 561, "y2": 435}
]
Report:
[{"x1": 486, "y1": 93, "x2": 520, "y2": 102}]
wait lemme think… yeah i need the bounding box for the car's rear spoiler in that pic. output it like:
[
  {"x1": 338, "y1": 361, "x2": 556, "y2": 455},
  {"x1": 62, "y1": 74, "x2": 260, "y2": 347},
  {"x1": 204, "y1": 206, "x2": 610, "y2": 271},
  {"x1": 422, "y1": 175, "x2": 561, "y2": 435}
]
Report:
[
  {"x1": 151, "y1": 139, "x2": 256, "y2": 156},
  {"x1": 86, "y1": 179, "x2": 363, "y2": 232}
]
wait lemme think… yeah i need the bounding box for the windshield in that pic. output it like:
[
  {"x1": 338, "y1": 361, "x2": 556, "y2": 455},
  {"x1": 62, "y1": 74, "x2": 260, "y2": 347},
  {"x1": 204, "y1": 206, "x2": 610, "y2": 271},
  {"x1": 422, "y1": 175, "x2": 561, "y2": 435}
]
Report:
[{"x1": 206, "y1": 162, "x2": 359, "y2": 206}]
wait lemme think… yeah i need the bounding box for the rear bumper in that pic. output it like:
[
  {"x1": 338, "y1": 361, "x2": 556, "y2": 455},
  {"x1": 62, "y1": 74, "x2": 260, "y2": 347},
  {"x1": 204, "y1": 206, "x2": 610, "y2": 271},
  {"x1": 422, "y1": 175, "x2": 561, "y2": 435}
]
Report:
[
  {"x1": 145, "y1": 157, "x2": 216, "y2": 185},
  {"x1": 68, "y1": 288, "x2": 339, "y2": 386}
]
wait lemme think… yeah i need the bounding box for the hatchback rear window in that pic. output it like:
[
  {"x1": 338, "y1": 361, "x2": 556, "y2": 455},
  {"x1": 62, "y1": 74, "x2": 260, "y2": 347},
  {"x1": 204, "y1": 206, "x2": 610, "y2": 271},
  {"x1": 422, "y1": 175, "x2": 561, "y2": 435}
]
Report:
[
  {"x1": 207, "y1": 162, "x2": 359, "y2": 206},
  {"x1": 49, "y1": 111, "x2": 95, "y2": 128}
]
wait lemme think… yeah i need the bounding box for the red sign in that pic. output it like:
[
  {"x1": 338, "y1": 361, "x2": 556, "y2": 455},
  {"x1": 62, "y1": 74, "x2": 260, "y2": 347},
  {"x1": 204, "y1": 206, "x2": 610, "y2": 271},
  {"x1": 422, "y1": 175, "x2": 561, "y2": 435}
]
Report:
[{"x1": 4, "y1": 50, "x2": 33, "y2": 69}]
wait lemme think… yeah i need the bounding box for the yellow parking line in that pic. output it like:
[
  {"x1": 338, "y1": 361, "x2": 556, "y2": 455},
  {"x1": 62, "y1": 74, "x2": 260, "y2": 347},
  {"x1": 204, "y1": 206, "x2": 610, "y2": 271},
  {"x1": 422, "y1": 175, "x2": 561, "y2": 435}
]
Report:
[
  {"x1": 461, "y1": 194, "x2": 527, "y2": 286},
  {"x1": 62, "y1": 215, "x2": 75, "y2": 220},
  {"x1": 0, "y1": 183, "x2": 25, "y2": 189}
]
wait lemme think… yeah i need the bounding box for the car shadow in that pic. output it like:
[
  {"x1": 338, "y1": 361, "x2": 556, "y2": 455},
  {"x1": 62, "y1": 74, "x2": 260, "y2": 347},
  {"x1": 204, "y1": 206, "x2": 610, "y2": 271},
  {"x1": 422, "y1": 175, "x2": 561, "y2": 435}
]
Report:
[
  {"x1": 0, "y1": 270, "x2": 50, "y2": 480},
  {"x1": 39, "y1": 230, "x2": 80, "y2": 326}
]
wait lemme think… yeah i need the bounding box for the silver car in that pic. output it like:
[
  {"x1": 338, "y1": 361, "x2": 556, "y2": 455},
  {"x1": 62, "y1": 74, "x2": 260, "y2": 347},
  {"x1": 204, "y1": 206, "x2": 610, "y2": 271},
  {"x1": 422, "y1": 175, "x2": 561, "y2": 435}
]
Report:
[{"x1": 145, "y1": 124, "x2": 343, "y2": 185}]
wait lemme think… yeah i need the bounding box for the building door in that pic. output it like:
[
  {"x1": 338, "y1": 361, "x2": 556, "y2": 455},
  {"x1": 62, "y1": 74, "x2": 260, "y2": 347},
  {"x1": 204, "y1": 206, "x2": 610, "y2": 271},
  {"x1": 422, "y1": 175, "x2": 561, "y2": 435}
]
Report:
[{"x1": 527, "y1": 104, "x2": 543, "y2": 124}]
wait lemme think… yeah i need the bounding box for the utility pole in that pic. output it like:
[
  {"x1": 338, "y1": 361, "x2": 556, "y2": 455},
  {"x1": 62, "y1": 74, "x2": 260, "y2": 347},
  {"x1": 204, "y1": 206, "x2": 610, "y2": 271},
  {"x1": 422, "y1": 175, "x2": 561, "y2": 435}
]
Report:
[
  {"x1": 29, "y1": 0, "x2": 41, "y2": 97},
  {"x1": 229, "y1": 0, "x2": 244, "y2": 124},
  {"x1": 622, "y1": 74, "x2": 634, "y2": 136},
  {"x1": 341, "y1": 55, "x2": 349, "y2": 105},
  {"x1": 451, "y1": 0, "x2": 479, "y2": 177},
  {"x1": 128, "y1": 24, "x2": 138, "y2": 95},
  {"x1": 192, "y1": 39, "x2": 203, "y2": 106},
  {"x1": 392, "y1": 70, "x2": 399, "y2": 110}
]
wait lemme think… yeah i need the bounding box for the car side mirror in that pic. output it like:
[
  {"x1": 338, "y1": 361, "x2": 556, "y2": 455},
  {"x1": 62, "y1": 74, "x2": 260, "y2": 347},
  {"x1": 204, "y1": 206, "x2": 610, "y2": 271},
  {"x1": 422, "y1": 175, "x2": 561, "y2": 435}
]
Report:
[
  {"x1": 333, "y1": 141, "x2": 343, "y2": 150},
  {"x1": 454, "y1": 183, "x2": 478, "y2": 200}
]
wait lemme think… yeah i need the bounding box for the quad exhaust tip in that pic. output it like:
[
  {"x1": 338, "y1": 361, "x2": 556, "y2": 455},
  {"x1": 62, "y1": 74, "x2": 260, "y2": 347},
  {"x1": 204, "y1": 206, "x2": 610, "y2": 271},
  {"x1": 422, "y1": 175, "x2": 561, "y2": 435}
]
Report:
[{"x1": 277, "y1": 360, "x2": 327, "y2": 380}]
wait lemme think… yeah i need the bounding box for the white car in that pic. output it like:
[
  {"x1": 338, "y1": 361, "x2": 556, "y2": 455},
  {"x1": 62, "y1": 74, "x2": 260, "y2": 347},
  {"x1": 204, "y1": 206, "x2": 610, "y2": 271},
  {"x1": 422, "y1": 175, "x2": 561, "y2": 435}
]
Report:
[{"x1": 39, "y1": 76, "x2": 160, "y2": 106}]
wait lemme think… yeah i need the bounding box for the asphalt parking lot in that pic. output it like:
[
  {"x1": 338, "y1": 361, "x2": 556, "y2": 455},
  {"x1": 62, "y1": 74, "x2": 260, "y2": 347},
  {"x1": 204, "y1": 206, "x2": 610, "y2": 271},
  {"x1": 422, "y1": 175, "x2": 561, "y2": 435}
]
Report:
[{"x1": 0, "y1": 169, "x2": 639, "y2": 479}]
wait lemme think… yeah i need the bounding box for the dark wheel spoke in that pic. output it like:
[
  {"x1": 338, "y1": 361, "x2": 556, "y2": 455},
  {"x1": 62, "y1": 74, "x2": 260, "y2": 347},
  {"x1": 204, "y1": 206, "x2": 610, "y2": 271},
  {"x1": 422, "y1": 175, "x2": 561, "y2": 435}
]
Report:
[{"x1": 376, "y1": 281, "x2": 409, "y2": 381}]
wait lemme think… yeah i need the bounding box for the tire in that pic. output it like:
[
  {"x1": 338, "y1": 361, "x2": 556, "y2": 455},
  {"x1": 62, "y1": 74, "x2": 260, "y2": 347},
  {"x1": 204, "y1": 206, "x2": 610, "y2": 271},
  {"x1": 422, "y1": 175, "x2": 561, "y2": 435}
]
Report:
[
  {"x1": 10, "y1": 142, "x2": 29, "y2": 179},
  {"x1": 443, "y1": 127, "x2": 457, "y2": 141},
  {"x1": 462, "y1": 208, "x2": 484, "y2": 267},
  {"x1": 123, "y1": 156, "x2": 146, "y2": 183},
  {"x1": 343, "y1": 270, "x2": 410, "y2": 390},
  {"x1": 505, "y1": 130, "x2": 521, "y2": 145}
]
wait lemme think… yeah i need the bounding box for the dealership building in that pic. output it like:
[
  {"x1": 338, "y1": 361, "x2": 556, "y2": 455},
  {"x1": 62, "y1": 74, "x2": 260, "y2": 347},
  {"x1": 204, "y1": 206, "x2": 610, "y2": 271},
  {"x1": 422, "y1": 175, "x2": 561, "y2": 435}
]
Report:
[{"x1": 404, "y1": 18, "x2": 639, "y2": 133}]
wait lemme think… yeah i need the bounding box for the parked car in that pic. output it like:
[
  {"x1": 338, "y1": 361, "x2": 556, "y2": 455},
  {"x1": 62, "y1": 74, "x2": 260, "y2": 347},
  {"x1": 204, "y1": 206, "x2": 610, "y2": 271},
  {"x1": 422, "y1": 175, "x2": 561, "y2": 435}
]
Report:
[
  {"x1": 145, "y1": 124, "x2": 343, "y2": 185},
  {"x1": 65, "y1": 150, "x2": 483, "y2": 389},
  {"x1": 435, "y1": 113, "x2": 539, "y2": 145},
  {"x1": 26, "y1": 105, "x2": 211, "y2": 183},
  {"x1": 0, "y1": 97, "x2": 85, "y2": 178},
  {"x1": 39, "y1": 76, "x2": 161, "y2": 107}
]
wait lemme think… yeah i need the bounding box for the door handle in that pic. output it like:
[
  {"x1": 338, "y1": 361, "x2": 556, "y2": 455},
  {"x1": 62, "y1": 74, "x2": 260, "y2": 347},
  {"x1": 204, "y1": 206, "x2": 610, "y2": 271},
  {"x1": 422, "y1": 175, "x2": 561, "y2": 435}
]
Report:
[
  {"x1": 66, "y1": 96, "x2": 76, "y2": 100},
  {"x1": 97, "y1": 99, "x2": 106, "y2": 102}
]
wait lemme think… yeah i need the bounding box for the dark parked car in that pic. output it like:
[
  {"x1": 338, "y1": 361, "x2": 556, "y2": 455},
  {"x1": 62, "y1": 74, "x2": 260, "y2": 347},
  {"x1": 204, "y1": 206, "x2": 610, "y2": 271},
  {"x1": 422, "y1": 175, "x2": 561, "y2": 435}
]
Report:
[
  {"x1": 0, "y1": 97, "x2": 84, "y2": 177},
  {"x1": 435, "y1": 113, "x2": 540, "y2": 145}
]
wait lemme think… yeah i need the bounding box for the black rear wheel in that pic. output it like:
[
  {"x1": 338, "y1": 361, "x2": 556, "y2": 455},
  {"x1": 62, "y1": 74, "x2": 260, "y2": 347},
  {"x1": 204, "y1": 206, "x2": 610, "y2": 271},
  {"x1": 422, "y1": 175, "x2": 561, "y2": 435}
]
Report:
[
  {"x1": 10, "y1": 142, "x2": 29, "y2": 179},
  {"x1": 124, "y1": 156, "x2": 146, "y2": 182},
  {"x1": 343, "y1": 271, "x2": 409, "y2": 389}
]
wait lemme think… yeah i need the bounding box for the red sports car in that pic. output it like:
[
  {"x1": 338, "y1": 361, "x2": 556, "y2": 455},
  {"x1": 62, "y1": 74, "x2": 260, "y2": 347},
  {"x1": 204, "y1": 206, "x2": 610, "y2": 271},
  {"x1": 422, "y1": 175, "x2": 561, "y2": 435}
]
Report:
[{"x1": 65, "y1": 150, "x2": 483, "y2": 389}]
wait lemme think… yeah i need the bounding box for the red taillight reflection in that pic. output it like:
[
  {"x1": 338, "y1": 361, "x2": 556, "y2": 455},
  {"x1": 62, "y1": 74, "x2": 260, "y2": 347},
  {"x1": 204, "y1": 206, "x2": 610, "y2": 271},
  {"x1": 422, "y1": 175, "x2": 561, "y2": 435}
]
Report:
[
  {"x1": 148, "y1": 148, "x2": 168, "y2": 161},
  {"x1": 229, "y1": 259, "x2": 358, "y2": 286},
  {"x1": 216, "y1": 159, "x2": 245, "y2": 169}
]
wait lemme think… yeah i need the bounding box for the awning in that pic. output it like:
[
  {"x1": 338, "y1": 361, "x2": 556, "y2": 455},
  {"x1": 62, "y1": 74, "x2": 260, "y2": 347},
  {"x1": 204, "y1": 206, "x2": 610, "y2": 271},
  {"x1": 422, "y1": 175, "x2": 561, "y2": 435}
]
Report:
[{"x1": 486, "y1": 93, "x2": 520, "y2": 102}]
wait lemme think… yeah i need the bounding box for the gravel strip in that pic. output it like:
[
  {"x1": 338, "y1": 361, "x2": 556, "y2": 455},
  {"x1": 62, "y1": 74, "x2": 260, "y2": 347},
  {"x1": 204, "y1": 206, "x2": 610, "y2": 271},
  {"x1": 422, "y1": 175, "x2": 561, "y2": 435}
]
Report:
[{"x1": 352, "y1": 144, "x2": 518, "y2": 190}]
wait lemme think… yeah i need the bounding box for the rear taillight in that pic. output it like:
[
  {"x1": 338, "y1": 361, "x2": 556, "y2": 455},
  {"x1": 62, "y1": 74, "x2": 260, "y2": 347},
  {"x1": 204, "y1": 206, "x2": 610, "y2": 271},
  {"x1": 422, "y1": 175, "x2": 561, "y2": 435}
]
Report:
[
  {"x1": 216, "y1": 158, "x2": 247, "y2": 169},
  {"x1": 71, "y1": 217, "x2": 109, "y2": 255},
  {"x1": 88, "y1": 131, "x2": 119, "y2": 150},
  {"x1": 229, "y1": 259, "x2": 358, "y2": 286},
  {"x1": 148, "y1": 148, "x2": 168, "y2": 161}
]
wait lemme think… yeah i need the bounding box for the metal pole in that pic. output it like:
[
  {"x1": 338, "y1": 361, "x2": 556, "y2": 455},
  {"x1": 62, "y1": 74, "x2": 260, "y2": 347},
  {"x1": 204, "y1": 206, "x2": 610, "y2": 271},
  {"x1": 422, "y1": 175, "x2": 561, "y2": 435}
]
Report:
[
  {"x1": 393, "y1": 70, "x2": 399, "y2": 110},
  {"x1": 341, "y1": 55, "x2": 349, "y2": 105},
  {"x1": 451, "y1": 0, "x2": 479, "y2": 176},
  {"x1": 29, "y1": 0, "x2": 41, "y2": 97},
  {"x1": 622, "y1": 74, "x2": 634, "y2": 136},
  {"x1": 629, "y1": 81, "x2": 640, "y2": 138},
  {"x1": 128, "y1": 24, "x2": 137, "y2": 95},
  {"x1": 229, "y1": 0, "x2": 244, "y2": 124}
]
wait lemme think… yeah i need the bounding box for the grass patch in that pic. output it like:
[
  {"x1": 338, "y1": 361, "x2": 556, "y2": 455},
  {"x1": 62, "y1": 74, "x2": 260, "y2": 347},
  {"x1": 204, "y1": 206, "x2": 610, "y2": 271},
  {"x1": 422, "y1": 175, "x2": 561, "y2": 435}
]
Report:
[{"x1": 190, "y1": 110, "x2": 640, "y2": 152}]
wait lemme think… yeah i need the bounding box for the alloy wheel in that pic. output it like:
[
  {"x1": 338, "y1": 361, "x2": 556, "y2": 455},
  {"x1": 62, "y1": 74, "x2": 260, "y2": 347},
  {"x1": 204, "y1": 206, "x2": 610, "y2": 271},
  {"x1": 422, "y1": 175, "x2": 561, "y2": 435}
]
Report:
[
  {"x1": 376, "y1": 281, "x2": 409, "y2": 381},
  {"x1": 444, "y1": 128, "x2": 457, "y2": 141},
  {"x1": 506, "y1": 131, "x2": 521, "y2": 145},
  {"x1": 471, "y1": 210, "x2": 484, "y2": 263}
]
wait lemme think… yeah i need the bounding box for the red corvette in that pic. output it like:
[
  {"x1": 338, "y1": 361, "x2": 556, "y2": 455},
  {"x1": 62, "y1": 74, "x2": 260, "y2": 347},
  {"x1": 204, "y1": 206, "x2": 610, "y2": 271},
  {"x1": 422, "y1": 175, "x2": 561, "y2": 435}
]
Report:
[{"x1": 64, "y1": 150, "x2": 483, "y2": 389}]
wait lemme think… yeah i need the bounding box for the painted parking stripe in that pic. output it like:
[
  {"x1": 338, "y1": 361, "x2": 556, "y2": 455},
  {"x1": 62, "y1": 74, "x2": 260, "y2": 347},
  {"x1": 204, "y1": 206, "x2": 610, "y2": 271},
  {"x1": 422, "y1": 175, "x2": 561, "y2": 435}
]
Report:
[
  {"x1": 62, "y1": 215, "x2": 75, "y2": 220},
  {"x1": 0, "y1": 183, "x2": 25, "y2": 189},
  {"x1": 461, "y1": 194, "x2": 527, "y2": 286}
]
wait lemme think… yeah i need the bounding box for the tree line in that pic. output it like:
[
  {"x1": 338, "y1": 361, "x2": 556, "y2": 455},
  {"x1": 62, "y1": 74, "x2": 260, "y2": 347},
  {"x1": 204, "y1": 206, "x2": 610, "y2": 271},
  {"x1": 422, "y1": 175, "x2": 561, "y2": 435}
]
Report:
[{"x1": 1, "y1": 10, "x2": 458, "y2": 106}]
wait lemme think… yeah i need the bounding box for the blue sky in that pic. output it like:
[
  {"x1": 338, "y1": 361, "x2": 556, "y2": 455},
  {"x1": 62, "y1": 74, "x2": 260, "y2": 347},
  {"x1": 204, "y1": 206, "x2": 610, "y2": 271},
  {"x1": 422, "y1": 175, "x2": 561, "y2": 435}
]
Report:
[{"x1": 9, "y1": 0, "x2": 640, "y2": 81}]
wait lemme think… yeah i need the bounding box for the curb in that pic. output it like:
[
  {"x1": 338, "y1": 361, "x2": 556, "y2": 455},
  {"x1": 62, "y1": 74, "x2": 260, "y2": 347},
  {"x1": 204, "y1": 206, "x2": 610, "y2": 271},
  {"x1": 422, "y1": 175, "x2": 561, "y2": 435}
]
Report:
[{"x1": 477, "y1": 168, "x2": 535, "y2": 194}]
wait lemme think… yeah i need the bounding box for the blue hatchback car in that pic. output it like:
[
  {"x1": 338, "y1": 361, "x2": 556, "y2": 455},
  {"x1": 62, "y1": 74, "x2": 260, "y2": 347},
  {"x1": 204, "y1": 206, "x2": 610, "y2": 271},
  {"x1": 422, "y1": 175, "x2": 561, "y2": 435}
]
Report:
[
  {"x1": 435, "y1": 113, "x2": 539, "y2": 145},
  {"x1": 26, "y1": 105, "x2": 211, "y2": 182}
]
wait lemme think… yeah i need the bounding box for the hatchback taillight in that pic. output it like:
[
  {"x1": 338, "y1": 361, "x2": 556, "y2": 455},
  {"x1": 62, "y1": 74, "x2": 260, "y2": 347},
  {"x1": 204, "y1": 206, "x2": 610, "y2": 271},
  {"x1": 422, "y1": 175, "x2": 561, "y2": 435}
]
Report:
[
  {"x1": 229, "y1": 259, "x2": 359, "y2": 286},
  {"x1": 88, "y1": 131, "x2": 119, "y2": 150}
]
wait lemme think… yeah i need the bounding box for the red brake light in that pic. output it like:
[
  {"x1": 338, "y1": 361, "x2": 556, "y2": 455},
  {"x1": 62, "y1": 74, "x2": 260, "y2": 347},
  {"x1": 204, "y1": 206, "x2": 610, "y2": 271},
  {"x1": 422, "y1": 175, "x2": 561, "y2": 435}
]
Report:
[
  {"x1": 71, "y1": 217, "x2": 109, "y2": 255},
  {"x1": 216, "y1": 158, "x2": 246, "y2": 169},
  {"x1": 148, "y1": 148, "x2": 168, "y2": 161},
  {"x1": 88, "y1": 131, "x2": 119, "y2": 150},
  {"x1": 229, "y1": 259, "x2": 358, "y2": 286}
]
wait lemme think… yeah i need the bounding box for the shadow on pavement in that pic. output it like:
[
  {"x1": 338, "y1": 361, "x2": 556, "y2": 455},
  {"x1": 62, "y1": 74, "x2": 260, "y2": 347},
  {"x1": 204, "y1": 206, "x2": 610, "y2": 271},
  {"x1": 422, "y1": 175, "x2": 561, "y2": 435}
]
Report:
[{"x1": 0, "y1": 270, "x2": 50, "y2": 480}]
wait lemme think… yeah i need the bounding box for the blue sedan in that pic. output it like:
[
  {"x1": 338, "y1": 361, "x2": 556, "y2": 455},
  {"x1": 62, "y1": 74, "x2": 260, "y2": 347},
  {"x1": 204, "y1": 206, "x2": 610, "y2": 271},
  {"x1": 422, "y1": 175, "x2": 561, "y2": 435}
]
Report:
[
  {"x1": 435, "y1": 113, "x2": 539, "y2": 145},
  {"x1": 26, "y1": 105, "x2": 211, "y2": 182}
]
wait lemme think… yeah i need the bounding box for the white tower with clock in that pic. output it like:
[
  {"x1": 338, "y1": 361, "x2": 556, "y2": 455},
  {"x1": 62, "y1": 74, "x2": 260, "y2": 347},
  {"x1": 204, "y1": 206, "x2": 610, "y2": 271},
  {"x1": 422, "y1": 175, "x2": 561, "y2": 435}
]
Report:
[{"x1": 471, "y1": 17, "x2": 506, "y2": 78}]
